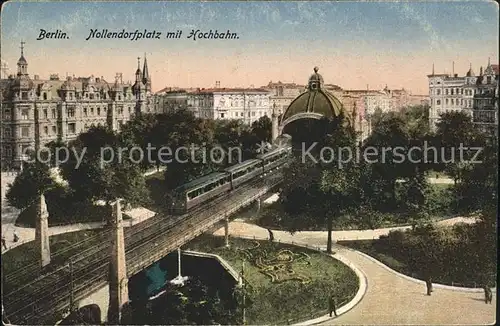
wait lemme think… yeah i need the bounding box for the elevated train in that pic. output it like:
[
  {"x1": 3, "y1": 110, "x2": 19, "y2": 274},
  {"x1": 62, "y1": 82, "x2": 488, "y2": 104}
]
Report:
[{"x1": 170, "y1": 136, "x2": 292, "y2": 215}]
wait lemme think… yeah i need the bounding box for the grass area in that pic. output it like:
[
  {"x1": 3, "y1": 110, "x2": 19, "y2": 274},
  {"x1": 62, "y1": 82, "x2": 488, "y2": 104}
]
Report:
[
  {"x1": 2, "y1": 229, "x2": 106, "y2": 292},
  {"x1": 337, "y1": 239, "x2": 412, "y2": 277},
  {"x1": 184, "y1": 235, "x2": 359, "y2": 325}
]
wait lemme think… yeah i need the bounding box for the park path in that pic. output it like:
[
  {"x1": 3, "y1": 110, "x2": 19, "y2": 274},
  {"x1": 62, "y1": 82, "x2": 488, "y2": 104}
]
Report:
[{"x1": 214, "y1": 221, "x2": 496, "y2": 325}]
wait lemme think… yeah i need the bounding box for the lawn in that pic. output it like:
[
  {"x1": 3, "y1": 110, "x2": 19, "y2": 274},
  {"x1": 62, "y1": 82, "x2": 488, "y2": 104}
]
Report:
[{"x1": 184, "y1": 235, "x2": 359, "y2": 325}]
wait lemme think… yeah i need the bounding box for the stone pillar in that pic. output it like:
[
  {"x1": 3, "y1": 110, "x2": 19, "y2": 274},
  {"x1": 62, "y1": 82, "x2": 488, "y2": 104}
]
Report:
[
  {"x1": 35, "y1": 194, "x2": 51, "y2": 267},
  {"x1": 271, "y1": 112, "x2": 279, "y2": 143},
  {"x1": 255, "y1": 198, "x2": 261, "y2": 214},
  {"x1": 224, "y1": 218, "x2": 230, "y2": 248},
  {"x1": 107, "y1": 199, "x2": 128, "y2": 324}
]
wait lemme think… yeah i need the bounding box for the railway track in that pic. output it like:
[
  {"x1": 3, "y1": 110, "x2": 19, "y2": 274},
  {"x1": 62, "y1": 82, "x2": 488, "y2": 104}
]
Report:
[{"x1": 3, "y1": 171, "x2": 283, "y2": 325}]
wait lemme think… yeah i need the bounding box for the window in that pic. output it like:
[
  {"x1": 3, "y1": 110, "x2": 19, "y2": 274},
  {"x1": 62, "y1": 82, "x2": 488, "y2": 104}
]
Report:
[
  {"x1": 446, "y1": 99, "x2": 449, "y2": 105},
  {"x1": 43, "y1": 92, "x2": 47, "y2": 100},
  {"x1": 84, "y1": 108, "x2": 88, "y2": 116},
  {"x1": 437, "y1": 89, "x2": 441, "y2": 95},
  {"x1": 44, "y1": 126, "x2": 48, "y2": 135},
  {"x1": 451, "y1": 99, "x2": 454, "y2": 105},
  {"x1": 451, "y1": 89, "x2": 454, "y2": 95},
  {"x1": 252, "y1": 111, "x2": 256, "y2": 116},
  {"x1": 3, "y1": 109, "x2": 11, "y2": 120},
  {"x1": 52, "y1": 109, "x2": 56, "y2": 119},
  {"x1": 4, "y1": 146, "x2": 12, "y2": 158},
  {"x1": 487, "y1": 76, "x2": 492, "y2": 84},
  {"x1": 21, "y1": 109, "x2": 29, "y2": 120},
  {"x1": 3, "y1": 127, "x2": 11, "y2": 138},
  {"x1": 220, "y1": 113, "x2": 225, "y2": 118},
  {"x1": 67, "y1": 108, "x2": 75, "y2": 118},
  {"x1": 22, "y1": 92, "x2": 28, "y2": 100},
  {"x1": 97, "y1": 107, "x2": 101, "y2": 116},
  {"x1": 91, "y1": 107, "x2": 94, "y2": 115},
  {"x1": 240, "y1": 112, "x2": 244, "y2": 117},
  {"x1": 445, "y1": 89, "x2": 449, "y2": 95},
  {"x1": 461, "y1": 89, "x2": 463, "y2": 95},
  {"x1": 21, "y1": 126, "x2": 29, "y2": 137},
  {"x1": 52, "y1": 126, "x2": 57, "y2": 134},
  {"x1": 248, "y1": 112, "x2": 251, "y2": 117},
  {"x1": 68, "y1": 123, "x2": 76, "y2": 134},
  {"x1": 43, "y1": 109, "x2": 48, "y2": 119}
]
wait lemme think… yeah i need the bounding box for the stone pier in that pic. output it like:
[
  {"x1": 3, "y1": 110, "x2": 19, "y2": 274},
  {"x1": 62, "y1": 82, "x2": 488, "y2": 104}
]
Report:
[
  {"x1": 35, "y1": 194, "x2": 50, "y2": 267},
  {"x1": 224, "y1": 218, "x2": 230, "y2": 248},
  {"x1": 107, "y1": 199, "x2": 129, "y2": 324}
]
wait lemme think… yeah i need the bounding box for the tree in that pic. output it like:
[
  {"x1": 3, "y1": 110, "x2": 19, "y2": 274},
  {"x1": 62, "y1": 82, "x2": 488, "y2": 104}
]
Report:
[
  {"x1": 363, "y1": 114, "x2": 410, "y2": 209},
  {"x1": 120, "y1": 113, "x2": 159, "y2": 170},
  {"x1": 214, "y1": 119, "x2": 250, "y2": 166},
  {"x1": 60, "y1": 126, "x2": 148, "y2": 206},
  {"x1": 279, "y1": 115, "x2": 360, "y2": 253},
  {"x1": 162, "y1": 111, "x2": 217, "y2": 189},
  {"x1": 6, "y1": 161, "x2": 56, "y2": 210},
  {"x1": 434, "y1": 111, "x2": 482, "y2": 184},
  {"x1": 251, "y1": 116, "x2": 272, "y2": 143}
]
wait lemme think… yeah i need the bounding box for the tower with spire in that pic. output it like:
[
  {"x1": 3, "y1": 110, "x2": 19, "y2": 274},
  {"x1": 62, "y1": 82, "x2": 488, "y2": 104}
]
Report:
[
  {"x1": 142, "y1": 53, "x2": 151, "y2": 93},
  {"x1": 132, "y1": 56, "x2": 146, "y2": 114},
  {"x1": 17, "y1": 40, "x2": 29, "y2": 77}
]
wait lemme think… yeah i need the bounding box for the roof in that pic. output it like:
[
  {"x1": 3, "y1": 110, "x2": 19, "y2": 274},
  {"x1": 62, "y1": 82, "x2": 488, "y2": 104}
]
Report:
[
  {"x1": 224, "y1": 159, "x2": 261, "y2": 173},
  {"x1": 191, "y1": 88, "x2": 270, "y2": 95},
  {"x1": 282, "y1": 88, "x2": 345, "y2": 122},
  {"x1": 256, "y1": 146, "x2": 289, "y2": 160},
  {"x1": 173, "y1": 172, "x2": 228, "y2": 193}
]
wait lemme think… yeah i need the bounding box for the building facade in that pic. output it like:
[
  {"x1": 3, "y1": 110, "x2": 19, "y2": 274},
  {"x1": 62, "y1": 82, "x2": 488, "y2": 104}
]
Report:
[
  {"x1": 428, "y1": 60, "x2": 498, "y2": 130},
  {"x1": 186, "y1": 88, "x2": 271, "y2": 125},
  {"x1": 262, "y1": 81, "x2": 306, "y2": 116},
  {"x1": 472, "y1": 61, "x2": 499, "y2": 135},
  {"x1": 1, "y1": 44, "x2": 155, "y2": 170}
]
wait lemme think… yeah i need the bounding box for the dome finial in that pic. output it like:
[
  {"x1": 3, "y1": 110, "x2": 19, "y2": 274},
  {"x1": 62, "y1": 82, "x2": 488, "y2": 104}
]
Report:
[{"x1": 314, "y1": 66, "x2": 319, "y2": 73}]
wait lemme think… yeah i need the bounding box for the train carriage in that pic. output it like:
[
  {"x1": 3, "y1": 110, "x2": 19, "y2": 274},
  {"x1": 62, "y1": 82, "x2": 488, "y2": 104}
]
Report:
[
  {"x1": 257, "y1": 145, "x2": 292, "y2": 173},
  {"x1": 224, "y1": 159, "x2": 263, "y2": 189},
  {"x1": 170, "y1": 172, "x2": 231, "y2": 214}
]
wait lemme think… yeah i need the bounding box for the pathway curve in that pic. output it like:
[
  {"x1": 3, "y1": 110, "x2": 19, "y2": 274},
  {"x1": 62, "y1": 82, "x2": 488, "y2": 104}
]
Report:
[{"x1": 214, "y1": 222, "x2": 496, "y2": 325}]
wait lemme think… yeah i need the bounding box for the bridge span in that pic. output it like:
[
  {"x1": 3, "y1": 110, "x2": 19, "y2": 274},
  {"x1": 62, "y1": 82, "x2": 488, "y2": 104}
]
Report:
[{"x1": 3, "y1": 172, "x2": 283, "y2": 325}]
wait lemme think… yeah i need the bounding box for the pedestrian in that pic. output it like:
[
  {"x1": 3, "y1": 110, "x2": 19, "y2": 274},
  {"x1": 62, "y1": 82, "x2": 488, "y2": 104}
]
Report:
[
  {"x1": 483, "y1": 285, "x2": 492, "y2": 304},
  {"x1": 1, "y1": 235, "x2": 6, "y2": 250},
  {"x1": 425, "y1": 277, "x2": 433, "y2": 296},
  {"x1": 328, "y1": 296, "x2": 337, "y2": 317},
  {"x1": 267, "y1": 228, "x2": 274, "y2": 242},
  {"x1": 13, "y1": 231, "x2": 19, "y2": 243}
]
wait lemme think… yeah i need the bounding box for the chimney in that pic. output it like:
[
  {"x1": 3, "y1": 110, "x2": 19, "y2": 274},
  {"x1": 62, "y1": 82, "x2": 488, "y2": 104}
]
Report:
[
  {"x1": 215, "y1": 81, "x2": 220, "y2": 88},
  {"x1": 34, "y1": 75, "x2": 39, "y2": 80}
]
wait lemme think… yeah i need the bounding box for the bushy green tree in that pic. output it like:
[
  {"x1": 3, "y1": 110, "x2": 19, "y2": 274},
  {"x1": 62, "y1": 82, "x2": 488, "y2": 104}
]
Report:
[{"x1": 6, "y1": 161, "x2": 56, "y2": 210}]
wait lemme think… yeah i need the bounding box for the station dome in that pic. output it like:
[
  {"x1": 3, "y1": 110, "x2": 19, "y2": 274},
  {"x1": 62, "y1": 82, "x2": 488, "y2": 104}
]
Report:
[{"x1": 281, "y1": 67, "x2": 347, "y2": 124}]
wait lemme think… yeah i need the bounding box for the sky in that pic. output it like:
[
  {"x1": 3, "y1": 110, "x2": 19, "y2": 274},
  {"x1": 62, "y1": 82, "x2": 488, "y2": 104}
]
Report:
[{"x1": 1, "y1": 1, "x2": 498, "y2": 94}]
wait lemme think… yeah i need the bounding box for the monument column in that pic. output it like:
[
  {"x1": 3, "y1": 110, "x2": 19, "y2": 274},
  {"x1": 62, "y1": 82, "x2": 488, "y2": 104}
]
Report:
[
  {"x1": 271, "y1": 104, "x2": 279, "y2": 142},
  {"x1": 107, "y1": 199, "x2": 128, "y2": 324},
  {"x1": 35, "y1": 193, "x2": 51, "y2": 267}
]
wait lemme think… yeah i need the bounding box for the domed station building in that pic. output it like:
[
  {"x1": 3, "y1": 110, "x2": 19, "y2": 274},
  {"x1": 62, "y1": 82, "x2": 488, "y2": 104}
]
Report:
[{"x1": 272, "y1": 67, "x2": 354, "y2": 143}]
